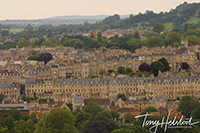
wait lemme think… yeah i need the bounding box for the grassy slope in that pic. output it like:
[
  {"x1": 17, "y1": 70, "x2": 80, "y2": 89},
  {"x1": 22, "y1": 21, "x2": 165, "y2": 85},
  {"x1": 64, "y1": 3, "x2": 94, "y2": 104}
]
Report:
[
  {"x1": 9, "y1": 29, "x2": 24, "y2": 34},
  {"x1": 186, "y1": 17, "x2": 200, "y2": 24},
  {"x1": 163, "y1": 22, "x2": 174, "y2": 29}
]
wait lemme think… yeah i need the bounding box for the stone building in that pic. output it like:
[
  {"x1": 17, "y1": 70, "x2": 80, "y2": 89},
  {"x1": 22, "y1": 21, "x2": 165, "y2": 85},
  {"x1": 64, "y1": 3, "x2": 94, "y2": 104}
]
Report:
[{"x1": 25, "y1": 72, "x2": 200, "y2": 104}]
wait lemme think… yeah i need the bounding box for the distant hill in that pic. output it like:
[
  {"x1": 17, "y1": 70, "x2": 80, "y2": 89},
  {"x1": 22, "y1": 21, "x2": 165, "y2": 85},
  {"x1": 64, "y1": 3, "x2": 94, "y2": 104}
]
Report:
[
  {"x1": 46, "y1": 15, "x2": 109, "y2": 20},
  {"x1": 46, "y1": 14, "x2": 130, "y2": 20}
]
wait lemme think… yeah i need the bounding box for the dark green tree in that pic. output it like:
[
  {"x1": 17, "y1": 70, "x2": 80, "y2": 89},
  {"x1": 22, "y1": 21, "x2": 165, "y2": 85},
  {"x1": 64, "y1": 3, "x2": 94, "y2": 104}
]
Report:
[
  {"x1": 146, "y1": 35, "x2": 164, "y2": 47},
  {"x1": 191, "y1": 107, "x2": 200, "y2": 119},
  {"x1": 133, "y1": 31, "x2": 140, "y2": 39},
  {"x1": 164, "y1": 31, "x2": 181, "y2": 46},
  {"x1": 96, "y1": 111, "x2": 112, "y2": 120},
  {"x1": 117, "y1": 66, "x2": 126, "y2": 74},
  {"x1": 153, "y1": 22, "x2": 165, "y2": 33},
  {"x1": 82, "y1": 103, "x2": 103, "y2": 117},
  {"x1": 141, "y1": 106, "x2": 158, "y2": 114},
  {"x1": 111, "y1": 125, "x2": 149, "y2": 133},
  {"x1": 158, "y1": 58, "x2": 170, "y2": 71},
  {"x1": 117, "y1": 93, "x2": 126, "y2": 101},
  {"x1": 10, "y1": 107, "x2": 22, "y2": 121},
  {"x1": 34, "y1": 108, "x2": 78, "y2": 133},
  {"x1": 83, "y1": 117, "x2": 118, "y2": 133},
  {"x1": 0, "y1": 93, "x2": 5, "y2": 103},
  {"x1": 150, "y1": 61, "x2": 164, "y2": 76},
  {"x1": 75, "y1": 111, "x2": 92, "y2": 131},
  {"x1": 178, "y1": 95, "x2": 200, "y2": 117},
  {"x1": 125, "y1": 68, "x2": 133, "y2": 74},
  {"x1": 110, "y1": 110, "x2": 120, "y2": 122},
  {"x1": 5, "y1": 116, "x2": 14, "y2": 133},
  {"x1": 124, "y1": 113, "x2": 135, "y2": 123}
]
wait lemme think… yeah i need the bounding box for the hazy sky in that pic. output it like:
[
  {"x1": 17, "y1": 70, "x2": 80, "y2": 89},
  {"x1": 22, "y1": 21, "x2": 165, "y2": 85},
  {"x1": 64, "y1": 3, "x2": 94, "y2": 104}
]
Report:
[{"x1": 0, "y1": 0, "x2": 198, "y2": 20}]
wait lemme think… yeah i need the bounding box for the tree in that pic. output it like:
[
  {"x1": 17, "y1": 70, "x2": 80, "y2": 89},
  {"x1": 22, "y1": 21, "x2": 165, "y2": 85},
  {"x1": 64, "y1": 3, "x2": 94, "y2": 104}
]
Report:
[
  {"x1": 26, "y1": 24, "x2": 34, "y2": 31},
  {"x1": 82, "y1": 103, "x2": 103, "y2": 117},
  {"x1": 133, "y1": 31, "x2": 140, "y2": 39},
  {"x1": 90, "y1": 33, "x2": 95, "y2": 38},
  {"x1": 117, "y1": 66, "x2": 126, "y2": 74},
  {"x1": 117, "y1": 93, "x2": 126, "y2": 101},
  {"x1": 37, "y1": 52, "x2": 53, "y2": 65},
  {"x1": 1, "y1": 30, "x2": 9, "y2": 37},
  {"x1": 125, "y1": 68, "x2": 133, "y2": 74},
  {"x1": 17, "y1": 39, "x2": 30, "y2": 47},
  {"x1": 0, "y1": 93, "x2": 5, "y2": 103},
  {"x1": 27, "y1": 56, "x2": 38, "y2": 61},
  {"x1": 5, "y1": 116, "x2": 14, "y2": 133},
  {"x1": 10, "y1": 107, "x2": 22, "y2": 121},
  {"x1": 164, "y1": 31, "x2": 181, "y2": 46},
  {"x1": 108, "y1": 70, "x2": 115, "y2": 75},
  {"x1": 96, "y1": 111, "x2": 112, "y2": 120},
  {"x1": 63, "y1": 39, "x2": 84, "y2": 49},
  {"x1": 191, "y1": 107, "x2": 200, "y2": 119},
  {"x1": 153, "y1": 22, "x2": 165, "y2": 33},
  {"x1": 34, "y1": 108, "x2": 78, "y2": 133},
  {"x1": 15, "y1": 119, "x2": 35, "y2": 133},
  {"x1": 178, "y1": 95, "x2": 200, "y2": 117},
  {"x1": 146, "y1": 35, "x2": 164, "y2": 47},
  {"x1": 187, "y1": 35, "x2": 200, "y2": 46},
  {"x1": 184, "y1": 23, "x2": 189, "y2": 32},
  {"x1": 181, "y1": 62, "x2": 190, "y2": 70},
  {"x1": 150, "y1": 61, "x2": 164, "y2": 76},
  {"x1": 29, "y1": 50, "x2": 37, "y2": 56},
  {"x1": 22, "y1": 114, "x2": 30, "y2": 121},
  {"x1": 124, "y1": 113, "x2": 135, "y2": 123},
  {"x1": 139, "y1": 62, "x2": 151, "y2": 72},
  {"x1": 83, "y1": 117, "x2": 118, "y2": 133},
  {"x1": 111, "y1": 125, "x2": 149, "y2": 133},
  {"x1": 110, "y1": 110, "x2": 120, "y2": 122},
  {"x1": 75, "y1": 111, "x2": 92, "y2": 131},
  {"x1": 158, "y1": 58, "x2": 170, "y2": 71},
  {"x1": 141, "y1": 106, "x2": 158, "y2": 114},
  {"x1": 127, "y1": 38, "x2": 142, "y2": 52},
  {"x1": 97, "y1": 31, "x2": 102, "y2": 38},
  {"x1": 187, "y1": 24, "x2": 195, "y2": 31},
  {"x1": 111, "y1": 101, "x2": 115, "y2": 106}
]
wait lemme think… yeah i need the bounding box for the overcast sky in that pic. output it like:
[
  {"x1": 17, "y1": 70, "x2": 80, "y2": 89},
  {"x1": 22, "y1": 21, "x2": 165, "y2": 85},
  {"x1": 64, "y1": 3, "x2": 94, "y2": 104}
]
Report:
[{"x1": 0, "y1": 0, "x2": 198, "y2": 20}]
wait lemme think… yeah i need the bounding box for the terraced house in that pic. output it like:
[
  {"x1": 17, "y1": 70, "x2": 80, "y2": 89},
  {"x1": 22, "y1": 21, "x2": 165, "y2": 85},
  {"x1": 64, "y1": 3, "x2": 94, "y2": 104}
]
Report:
[
  {"x1": 25, "y1": 72, "x2": 200, "y2": 104},
  {"x1": 0, "y1": 80, "x2": 21, "y2": 101}
]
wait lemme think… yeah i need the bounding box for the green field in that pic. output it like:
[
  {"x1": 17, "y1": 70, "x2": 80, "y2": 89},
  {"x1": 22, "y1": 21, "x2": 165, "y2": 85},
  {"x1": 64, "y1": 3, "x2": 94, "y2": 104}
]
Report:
[
  {"x1": 9, "y1": 29, "x2": 24, "y2": 34},
  {"x1": 163, "y1": 22, "x2": 174, "y2": 29},
  {"x1": 186, "y1": 17, "x2": 200, "y2": 24}
]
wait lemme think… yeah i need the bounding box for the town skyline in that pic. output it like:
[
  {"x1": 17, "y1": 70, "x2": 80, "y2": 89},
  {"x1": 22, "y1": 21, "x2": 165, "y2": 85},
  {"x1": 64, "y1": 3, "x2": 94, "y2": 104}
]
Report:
[{"x1": 0, "y1": 0, "x2": 198, "y2": 20}]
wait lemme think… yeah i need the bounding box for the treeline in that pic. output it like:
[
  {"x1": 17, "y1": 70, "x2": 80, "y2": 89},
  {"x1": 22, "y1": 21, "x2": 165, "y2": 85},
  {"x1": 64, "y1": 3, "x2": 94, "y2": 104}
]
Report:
[
  {"x1": 1, "y1": 95, "x2": 200, "y2": 133},
  {"x1": 2, "y1": 22, "x2": 200, "y2": 53},
  {"x1": 1, "y1": 2, "x2": 200, "y2": 39}
]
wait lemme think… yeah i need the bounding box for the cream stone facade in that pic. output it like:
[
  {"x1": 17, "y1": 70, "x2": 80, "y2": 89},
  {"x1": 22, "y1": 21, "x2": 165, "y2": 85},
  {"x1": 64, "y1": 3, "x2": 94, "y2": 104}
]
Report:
[{"x1": 25, "y1": 72, "x2": 200, "y2": 105}]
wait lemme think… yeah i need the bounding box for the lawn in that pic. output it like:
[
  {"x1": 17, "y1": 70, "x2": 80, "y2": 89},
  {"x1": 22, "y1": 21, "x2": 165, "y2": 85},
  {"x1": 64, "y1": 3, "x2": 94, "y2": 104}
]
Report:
[
  {"x1": 163, "y1": 22, "x2": 174, "y2": 29},
  {"x1": 186, "y1": 17, "x2": 200, "y2": 24},
  {"x1": 9, "y1": 29, "x2": 24, "y2": 34}
]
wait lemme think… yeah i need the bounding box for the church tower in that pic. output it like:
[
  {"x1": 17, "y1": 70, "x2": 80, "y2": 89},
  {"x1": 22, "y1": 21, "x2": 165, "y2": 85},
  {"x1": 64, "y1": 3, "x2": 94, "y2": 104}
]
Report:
[{"x1": 181, "y1": 37, "x2": 188, "y2": 48}]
